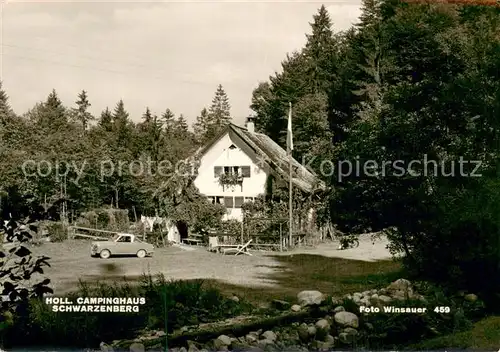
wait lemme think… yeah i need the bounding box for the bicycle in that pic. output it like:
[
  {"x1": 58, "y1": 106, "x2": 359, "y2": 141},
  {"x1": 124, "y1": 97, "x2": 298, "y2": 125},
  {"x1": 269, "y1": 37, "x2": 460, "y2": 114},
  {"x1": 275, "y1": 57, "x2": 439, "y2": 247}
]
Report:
[{"x1": 337, "y1": 235, "x2": 360, "y2": 250}]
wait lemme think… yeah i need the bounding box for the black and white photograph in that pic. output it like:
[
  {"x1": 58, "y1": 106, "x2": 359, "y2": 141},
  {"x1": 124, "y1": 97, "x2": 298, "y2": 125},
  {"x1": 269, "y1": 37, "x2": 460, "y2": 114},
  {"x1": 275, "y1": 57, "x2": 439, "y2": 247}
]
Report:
[{"x1": 0, "y1": 0, "x2": 499, "y2": 350}]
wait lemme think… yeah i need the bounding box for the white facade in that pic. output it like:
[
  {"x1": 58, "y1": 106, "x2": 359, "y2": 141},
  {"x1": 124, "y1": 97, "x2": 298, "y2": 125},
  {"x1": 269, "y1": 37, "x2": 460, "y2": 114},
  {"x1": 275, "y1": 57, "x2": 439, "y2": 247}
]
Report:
[{"x1": 194, "y1": 132, "x2": 270, "y2": 221}]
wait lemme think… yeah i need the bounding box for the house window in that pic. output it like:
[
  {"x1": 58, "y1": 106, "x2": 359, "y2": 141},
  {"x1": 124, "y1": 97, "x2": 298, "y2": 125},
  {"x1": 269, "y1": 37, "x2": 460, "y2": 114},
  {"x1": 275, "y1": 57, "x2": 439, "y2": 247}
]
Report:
[
  {"x1": 234, "y1": 197, "x2": 244, "y2": 208},
  {"x1": 223, "y1": 166, "x2": 240, "y2": 176},
  {"x1": 224, "y1": 196, "x2": 234, "y2": 208},
  {"x1": 213, "y1": 196, "x2": 224, "y2": 205},
  {"x1": 241, "y1": 166, "x2": 251, "y2": 177}
]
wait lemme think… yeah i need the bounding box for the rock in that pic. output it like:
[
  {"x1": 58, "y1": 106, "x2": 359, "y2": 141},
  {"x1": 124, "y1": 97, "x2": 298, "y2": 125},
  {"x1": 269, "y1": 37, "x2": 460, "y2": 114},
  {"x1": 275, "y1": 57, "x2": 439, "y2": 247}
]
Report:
[
  {"x1": 129, "y1": 343, "x2": 145, "y2": 352},
  {"x1": 180, "y1": 326, "x2": 189, "y2": 333},
  {"x1": 316, "y1": 319, "x2": 330, "y2": 330},
  {"x1": 232, "y1": 341, "x2": 251, "y2": 351},
  {"x1": 353, "y1": 292, "x2": 362, "y2": 299},
  {"x1": 334, "y1": 306, "x2": 345, "y2": 313},
  {"x1": 272, "y1": 299, "x2": 291, "y2": 310},
  {"x1": 378, "y1": 295, "x2": 392, "y2": 303},
  {"x1": 231, "y1": 295, "x2": 240, "y2": 302},
  {"x1": 379, "y1": 288, "x2": 387, "y2": 295},
  {"x1": 297, "y1": 323, "x2": 309, "y2": 341},
  {"x1": 246, "y1": 333, "x2": 259, "y2": 344},
  {"x1": 334, "y1": 311, "x2": 359, "y2": 328},
  {"x1": 315, "y1": 334, "x2": 335, "y2": 350},
  {"x1": 214, "y1": 335, "x2": 232, "y2": 350},
  {"x1": 179, "y1": 348, "x2": 188, "y2": 352},
  {"x1": 360, "y1": 297, "x2": 371, "y2": 306},
  {"x1": 187, "y1": 340, "x2": 199, "y2": 352},
  {"x1": 315, "y1": 319, "x2": 330, "y2": 340},
  {"x1": 338, "y1": 328, "x2": 358, "y2": 344},
  {"x1": 388, "y1": 278, "x2": 412, "y2": 291},
  {"x1": 155, "y1": 330, "x2": 166, "y2": 337},
  {"x1": 291, "y1": 304, "x2": 302, "y2": 312},
  {"x1": 387, "y1": 279, "x2": 414, "y2": 299},
  {"x1": 261, "y1": 331, "x2": 277, "y2": 342},
  {"x1": 307, "y1": 325, "x2": 317, "y2": 337},
  {"x1": 465, "y1": 293, "x2": 478, "y2": 302},
  {"x1": 100, "y1": 342, "x2": 114, "y2": 352},
  {"x1": 257, "y1": 339, "x2": 274, "y2": 348},
  {"x1": 331, "y1": 297, "x2": 342, "y2": 306},
  {"x1": 297, "y1": 290, "x2": 325, "y2": 306}
]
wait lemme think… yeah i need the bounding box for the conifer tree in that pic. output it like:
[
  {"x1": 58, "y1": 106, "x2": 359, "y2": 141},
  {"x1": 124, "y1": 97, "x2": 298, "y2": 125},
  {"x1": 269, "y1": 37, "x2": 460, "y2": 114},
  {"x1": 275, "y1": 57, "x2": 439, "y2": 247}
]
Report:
[
  {"x1": 142, "y1": 107, "x2": 153, "y2": 124},
  {"x1": 99, "y1": 107, "x2": 113, "y2": 132},
  {"x1": 73, "y1": 90, "x2": 94, "y2": 131},
  {"x1": 111, "y1": 100, "x2": 133, "y2": 145},
  {"x1": 0, "y1": 81, "x2": 14, "y2": 124},
  {"x1": 352, "y1": 0, "x2": 387, "y2": 121},
  {"x1": 193, "y1": 107, "x2": 209, "y2": 143},
  {"x1": 37, "y1": 89, "x2": 67, "y2": 129},
  {"x1": 194, "y1": 84, "x2": 232, "y2": 143},
  {"x1": 176, "y1": 114, "x2": 189, "y2": 134},
  {"x1": 303, "y1": 5, "x2": 338, "y2": 93},
  {"x1": 161, "y1": 109, "x2": 176, "y2": 134},
  {"x1": 208, "y1": 84, "x2": 231, "y2": 127}
]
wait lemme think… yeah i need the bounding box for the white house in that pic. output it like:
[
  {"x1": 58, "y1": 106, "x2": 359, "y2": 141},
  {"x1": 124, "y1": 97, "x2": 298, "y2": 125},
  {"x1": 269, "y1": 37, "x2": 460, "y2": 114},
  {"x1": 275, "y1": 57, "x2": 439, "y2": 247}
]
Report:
[{"x1": 192, "y1": 118, "x2": 325, "y2": 222}]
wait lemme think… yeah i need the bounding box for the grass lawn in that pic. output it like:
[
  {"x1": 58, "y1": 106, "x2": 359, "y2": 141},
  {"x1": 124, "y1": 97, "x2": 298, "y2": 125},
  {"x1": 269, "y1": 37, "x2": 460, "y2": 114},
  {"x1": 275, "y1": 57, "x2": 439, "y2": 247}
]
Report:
[
  {"x1": 409, "y1": 315, "x2": 500, "y2": 350},
  {"x1": 206, "y1": 254, "x2": 403, "y2": 305}
]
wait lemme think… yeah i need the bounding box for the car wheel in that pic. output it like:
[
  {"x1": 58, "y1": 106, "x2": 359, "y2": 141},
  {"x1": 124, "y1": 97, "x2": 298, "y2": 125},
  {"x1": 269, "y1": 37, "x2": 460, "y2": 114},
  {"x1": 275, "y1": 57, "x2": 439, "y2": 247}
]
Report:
[
  {"x1": 136, "y1": 249, "x2": 146, "y2": 258},
  {"x1": 100, "y1": 249, "x2": 111, "y2": 259}
]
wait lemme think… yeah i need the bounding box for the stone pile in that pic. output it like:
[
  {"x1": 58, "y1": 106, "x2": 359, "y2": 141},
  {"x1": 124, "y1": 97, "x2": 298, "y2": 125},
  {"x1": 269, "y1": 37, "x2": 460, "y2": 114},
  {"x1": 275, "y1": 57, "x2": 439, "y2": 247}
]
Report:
[{"x1": 103, "y1": 279, "x2": 447, "y2": 352}]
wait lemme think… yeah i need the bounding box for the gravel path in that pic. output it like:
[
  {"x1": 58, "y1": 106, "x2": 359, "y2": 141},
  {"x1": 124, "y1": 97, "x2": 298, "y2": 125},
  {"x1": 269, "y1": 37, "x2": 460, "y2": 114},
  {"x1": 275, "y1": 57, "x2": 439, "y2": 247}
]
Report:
[
  {"x1": 30, "y1": 234, "x2": 393, "y2": 294},
  {"x1": 283, "y1": 233, "x2": 392, "y2": 262}
]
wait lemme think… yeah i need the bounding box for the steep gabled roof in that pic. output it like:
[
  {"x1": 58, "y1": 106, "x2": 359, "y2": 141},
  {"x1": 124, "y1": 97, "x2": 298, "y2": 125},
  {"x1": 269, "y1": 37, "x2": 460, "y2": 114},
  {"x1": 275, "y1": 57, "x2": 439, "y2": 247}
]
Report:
[{"x1": 193, "y1": 123, "x2": 326, "y2": 194}]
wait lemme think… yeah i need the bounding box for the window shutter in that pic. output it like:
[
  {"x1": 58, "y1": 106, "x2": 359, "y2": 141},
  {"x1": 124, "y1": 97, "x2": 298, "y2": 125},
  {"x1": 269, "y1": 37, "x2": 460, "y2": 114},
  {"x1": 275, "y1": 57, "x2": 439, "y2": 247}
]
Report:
[
  {"x1": 214, "y1": 166, "x2": 222, "y2": 177},
  {"x1": 241, "y1": 166, "x2": 251, "y2": 177},
  {"x1": 234, "y1": 197, "x2": 244, "y2": 208},
  {"x1": 224, "y1": 196, "x2": 234, "y2": 208}
]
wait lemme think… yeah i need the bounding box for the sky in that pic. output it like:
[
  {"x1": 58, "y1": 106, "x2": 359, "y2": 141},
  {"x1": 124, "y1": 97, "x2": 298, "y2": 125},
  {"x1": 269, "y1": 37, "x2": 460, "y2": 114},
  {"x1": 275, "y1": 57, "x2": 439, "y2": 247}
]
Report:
[{"x1": 0, "y1": 0, "x2": 362, "y2": 127}]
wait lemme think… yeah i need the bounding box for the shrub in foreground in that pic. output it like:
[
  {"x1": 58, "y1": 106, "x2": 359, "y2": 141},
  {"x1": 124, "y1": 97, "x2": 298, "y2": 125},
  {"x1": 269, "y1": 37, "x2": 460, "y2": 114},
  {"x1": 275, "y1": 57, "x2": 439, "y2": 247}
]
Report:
[{"x1": 4, "y1": 275, "x2": 253, "y2": 348}]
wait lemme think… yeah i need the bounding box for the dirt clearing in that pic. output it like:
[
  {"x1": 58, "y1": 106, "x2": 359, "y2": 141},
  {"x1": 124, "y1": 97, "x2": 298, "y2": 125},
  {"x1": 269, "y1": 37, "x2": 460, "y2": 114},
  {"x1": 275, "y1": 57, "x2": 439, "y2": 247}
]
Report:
[{"x1": 30, "y1": 234, "x2": 394, "y2": 295}]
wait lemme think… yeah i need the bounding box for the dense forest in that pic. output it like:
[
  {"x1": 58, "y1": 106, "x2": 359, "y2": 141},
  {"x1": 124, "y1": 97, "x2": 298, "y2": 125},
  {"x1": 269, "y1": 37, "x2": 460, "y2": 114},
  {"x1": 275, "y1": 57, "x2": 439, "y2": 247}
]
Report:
[{"x1": 1, "y1": 0, "x2": 500, "y2": 303}]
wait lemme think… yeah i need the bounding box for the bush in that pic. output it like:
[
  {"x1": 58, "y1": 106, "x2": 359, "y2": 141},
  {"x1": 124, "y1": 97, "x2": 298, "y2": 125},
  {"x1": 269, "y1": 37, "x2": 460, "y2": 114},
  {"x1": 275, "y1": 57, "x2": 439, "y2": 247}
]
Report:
[
  {"x1": 4, "y1": 275, "x2": 254, "y2": 348},
  {"x1": 350, "y1": 283, "x2": 487, "y2": 349},
  {"x1": 76, "y1": 208, "x2": 130, "y2": 232},
  {"x1": 46, "y1": 222, "x2": 67, "y2": 242}
]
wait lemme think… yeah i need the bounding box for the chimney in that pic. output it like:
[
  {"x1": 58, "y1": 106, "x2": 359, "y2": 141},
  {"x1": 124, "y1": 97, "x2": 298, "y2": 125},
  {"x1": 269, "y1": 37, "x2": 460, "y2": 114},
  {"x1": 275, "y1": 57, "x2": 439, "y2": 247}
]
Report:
[{"x1": 246, "y1": 116, "x2": 255, "y2": 133}]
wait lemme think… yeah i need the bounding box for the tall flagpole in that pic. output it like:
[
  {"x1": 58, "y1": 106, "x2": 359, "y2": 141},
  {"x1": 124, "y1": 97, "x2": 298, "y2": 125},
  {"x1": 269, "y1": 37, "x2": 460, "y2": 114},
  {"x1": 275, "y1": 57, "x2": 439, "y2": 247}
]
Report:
[{"x1": 288, "y1": 102, "x2": 293, "y2": 248}]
